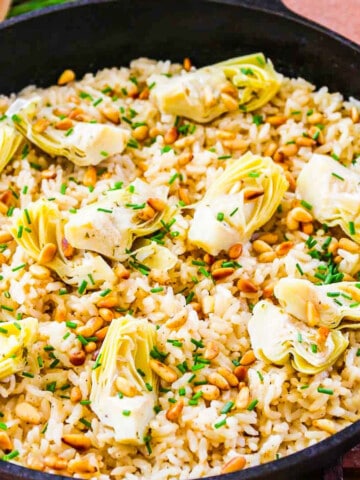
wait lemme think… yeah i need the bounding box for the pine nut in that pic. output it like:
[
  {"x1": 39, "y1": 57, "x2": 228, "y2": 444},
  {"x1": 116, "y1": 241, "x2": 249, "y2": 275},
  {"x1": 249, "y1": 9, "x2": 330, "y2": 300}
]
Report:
[
  {"x1": 280, "y1": 143, "x2": 298, "y2": 157},
  {"x1": 273, "y1": 149, "x2": 284, "y2": 163},
  {"x1": 33, "y1": 118, "x2": 50, "y2": 133},
  {"x1": 166, "y1": 399, "x2": 184, "y2": 422},
  {"x1": 149, "y1": 359, "x2": 178, "y2": 383},
  {"x1": 221, "y1": 456, "x2": 246, "y2": 474},
  {"x1": 220, "y1": 82, "x2": 238, "y2": 97},
  {"x1": 307, "y1": 112, "x2": 323, "y2": 124},
  {"x1": 95, "y1": 326, "x2": 108, "y2": 341},
  {"x1": 313, "y1": 418, "x2": 337, "y2": 435},
  {"x1": 61, "y1": 237, "x2": 75, "y2": 258},
  {"x1": 114, "y1": 264, "x2": 130, "y2": 279},
  {"x1": 15, "y1": 402, "x2": 41, "y2": 425},
  {"x1": 203, "y1": 341, "x2": 220, "y2": 360},
  {"x1": 174, "y1": 135, "x2": 196, "y2": 149},
  {"x1": 178, "y1": 152, "x2": 193, "y2": 166},
  {"x1": 194, "y1": 384, "x2": 220, "y2": 401},
  {"x1": 306, "y1": 300, "x2": 320, "y2": 327},
  {"x1": 236, "y1": 278, "x2": 257, "y2": 293},
  {"x1": 243, "y1": 187, "x2": 264, "y2": 201},
  {"x1": 235, "y1": 386, "x2": 250, "y2": 409},
  {"x1": 351, "y1": 106, "x2": 359, "y2": 123},
  {"x1": 264, "y1": 142, "x2": 278, "y2": 157},
  {"x1": 97, "y1": 296, "x2": 117, "y2": 308},
  {"x1": 252, "y1": 239, "x2": 272, "y2": 254},
  {"x1": 38, "y1": 243, "x2": 57, "y2": 264},
  {"x1": 98, "y1": 308, "x2": 114, "y2": 322},
  {"x1": 26, "y1": 457, "x2": 44, "y2": 471},
  {"x1": 317, "y1": 326, "x2": 330, "y2": 345},
  {"x1": 258, "y1": 233, "x2": 278, "y2": 244},
  {"x1": 207, "y1": 372, "x2": 230, "y2": 390},
  {"x1": 258, "y1": 251, "x2": 276, "y2": 262},
  {"x1": 115, "y1": 377, "x2": 138, "y2": 397},
  {"x1": 296, "y1": 136, "x2": 316, "y2": 147},
  {"x1": 68, "y1": 107, "x2": 84, "y2": 120},
  {"x1": 69, "y1": 349, "x2": 86, "y2": 366},
  {"x1": 212, "y1": 267, "x2": 235, "y2": 280},
  {"x1": 286, "y1": 213, "x2": 299, "y2": 231},
  {"x1": 179, "y1": 187, "x2": 190, "y2": 205},
  {"x1": 234, "y1": 365, "x2": 248, "y2": 381},
  {"x1": 216, "y1": 130, "x2": 236, "y2": 140},
  {"x1": 137, "y1": 204, "x2": 156, "y2": 221},
  {"x1": 83, "y1": 166, "x2": 97, "y2": 187},
  {"x1": 62, "y1": 433, "x2": 91, "y2": 450},
  {"x1": 302, "y1": 223, "x2": 314, "y2": 235},
  {"x1": 127, "y1": 83, "x2": 138, "y2": 98},
  {"x1": 266, "y1": 115, "x2": 287, "y2": 126},
  {"x1": 0, "y1": 432, "x2": 12, "y2": 452},
  {"x1": 240, "y1": 350, "x2": 256, "y2": 366},
  {"x1": 147, "y1": 197, "x2": 167, "y2": 212},
  {"x1": 222, "y1": 138, "x2": 247, "y2": 150},
  {"x1": 0, "y1": 231, "x2": 13, "y2": 243},
  {"x1": 41, "y1": 169, "x2": 57, "y2": 179},
  {"x1": 68, "y1": 458, "x2": 97, "y2": 474},
  {"x1": 276, "y1": 241, "x2": 294, "y2": 256},
  {"x1": 0, "y1": 201, "x2": 9, "y2": 214},
  {"x1": 44, "y1": 455, "x2": 67, "y2": 470},
  {"x1": 84, "y1": 341, "x2": 97, "y2": 353},
  {"x1": 183, "y1": 57, "x2": 192, "y2": 71},
  {"x1": 57, "y1": 69, "x2": 75, "y2": 85},
  {"x1": 139, "y1": 87, "x2": 150, "y2": 100},
  {"x1": 133, "y1": 125, "x2": 149, "y2": 141},
  {"x1": 54, "y1": 304, "x2": 67, "y2": 322},
  {"x1": 165, "y1": 311, "x2": 187, "y2": 329},
  {"x1": 221, "y1": 93, "x2": 238, "y2": 111},
  {"x1": 55, "y1": 118, "x2": 73, "y2": 130},
  {"x1": 263, "y1": 283, "x2": 274, "y2": 298},
  {"x1": 204, "y1": 253, "x2": 214, "y2": 265},
  {"x1": 338, "y1": 237, "x2": 360, "y2": 253},
  {"x1": 29, "y1": 264, "x2": 51, "y2": 279},
  {"x1": 77, "y1": 316, "x2": 103, "y2": 337},
  {"x1": 228, "y1": 243, "x2": 243, "y2": 259},
  {"x1": 217, "y1": 367, "x2": 239, "y2": 387},
  {"x1": 70, "y1": 386, "x2": 82, "y2": 403},
  {"x1": 101, "y1": 106, "x2": 120, "y2": 124},
  {"x1": 164, "y1": 127, "x2": 179, "y2": 144},
  {"x1": 291, "y1": 207, "x2": 313, "y2": 223}
]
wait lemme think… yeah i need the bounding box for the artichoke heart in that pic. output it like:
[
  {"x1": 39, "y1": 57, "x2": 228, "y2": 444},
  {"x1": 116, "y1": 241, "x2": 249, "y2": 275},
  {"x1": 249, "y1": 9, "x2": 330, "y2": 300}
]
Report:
[
  {"x1": 275, "y1": 278, "x2": 360, "y2": 329},
  {"x1": 0, "y1": 317, "x2": 38, "y2": 380},
  {"x1": 0, "y1": 123, "x2": 23, "y2": 175},
  {"x1": 65, "y1": 179, "x2": 176, "y2": 260},
  {"x1": 90, "y1": 316, "x2": 158, "y2": 445},
  {"x1": 248, "y1": 301, "x2": 348, "y2": 374},
  {"x1": 10, "y1": 200, "x2": 115, "y2": 286},
  {"x1": 188, "y1": 152, "x2": 288, "y2": 255},
  {"x1": 7, "y1": 97, "x2": 130, "y2": 166},
  {"x1": 297, "y1": 154, "x2": 360, "y2": 243},
  {"x1": 149, "y1": 53, "x2": 281, "y2": 123}
]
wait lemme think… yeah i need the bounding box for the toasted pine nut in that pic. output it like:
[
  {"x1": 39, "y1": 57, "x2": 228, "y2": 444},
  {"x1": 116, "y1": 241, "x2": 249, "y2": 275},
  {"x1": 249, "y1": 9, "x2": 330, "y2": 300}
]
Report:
[
  {"x1": 0, "y1": 231, "x2": 13, "y2": 243},
  {"x1": 114, "y1": 264, "x2": 130, "y2": 280},
  {"x1": 236, "y1": 278, "x2": 257, "y2": 293},
  {"x1": 100, "y1": 106, "x2": 120, "y2": 124},
  {"x1": 313, "y1": 418, "x2": 337, "y2": 435},
  {"x1": 280, "y1": 143, "x2": 298, "y2": 157},
  {"x1": 147, "y1": 197, "x2": 166, "y2": 212},
  {"x1": 55, "y1": 118, "x2": 73, "y2": 130},
  {"x1": 98, "y1": 308, "x2": 114, "y2": 322},
  {"x1": 97, "y1": 296, "x2": 117, "y2": 308},
  {"x1": 291, "y1": 207, "x2": 313, "y2": 223},
  {"x1": 69, "y1": 349, "x2": 86, "y2": 366},
  {"x1": 179, "y1": 187, "x2": 190, "y2": 205},
  {"x1": 57, "y1": 69, "x2": 75, "y2": 85},
  {"x1": 62, "y1": 433, "x2": 91, "y2": 450},
  {"x1": 334, "y1": 255, "x2": 342, "y2": 264},
  {"x1": 302, "y1": 223, "x2": 314, "y2": 235},
  {"x1": 165, "y1": 312, "x2": 187, "y2": 329},
  {"x1": 351, "y1": 106, "x2": 359, "y2": 123},
  {"x1": 266, "y1": 115, "x2": 287, "y2": 126},
  {"x1": 217, "y1": 367, "x2": 239, "y2": 387},
  {"x1": 33, "y1": 118, "x2": 50, "y2": 133},
  {"x1": 234, "y1": 365, "x2": 248, "y2": 381},
  {"x1": 189, "y1": 301, "x2": 201, "y2": 312},
  {"x1": 221, "y1": 93, "x2": 238, "y2": 111},
  {"x1": 207, "y1": 372, "x2": 230, "y2": 390},
  {"x1": 68, "y1": 107, "x2": 84, "y2": 120},
  {"x1": 307, "y1": 112, "x2": 323, "y2": 124},
  {"x1": 132, "y1": 125, "x2": 149, "y2": 141},
  {"x1": 68, "y1": 458, "x2": 97, "y2": 474},
  {"x1": 183, "y1": 57, "x2": 192, "y2": 71},
  {"x1": 164, "y1": 127, "x2": 179, "y2": 144},
  {"x1": 216, "y1": 130, "x2": 236, "y2": 140},
  {"x1": 150, "y1": 359, "x2": 178, "y2": 383},
  {"x1": 264, "y1": 142, "x2": 278, "y2": 158},
  {"x1": 70, "y1": 386, "x2": 82, "y2": 403},
  {"x1": 84, "y1": 341, "x2": 97, "y2": 353},
  {"x1": 38, "y1": 243, "x2": 57, "y2": 264},
  {"x1": 228, "y1": 243, "x2": 243, "y2": 259},
  {"x1": 61, "y1": 237, "x2": 75, "y2": 258},
  {"x1": 296, "y1": 136, "x2": 316, "y2": 147},
  {"x1": 252, "y1": 239, "x2": 272, "y2": 254},
  {"x1": 166, "y1": 399, "x2": 184, "y2": 422},
  {"x1": 204, "y1": 341, "x2": 220, "y2": 360},
  {"x1": 127, "y1": 83, "x2": 138, "y2": 98},
  {"x1": 244, "y1": 187, "x2": 264, "y2": 201},
  {"x1": 286, "y1": 213, "x2": 299, "y2": 231},
  {"x1": 139, "y1": 87, "x2": 150, "y2": 100},
  {"x1": 41, "y1": 169, "x2": 57, "y2": 179},
  {"x1": 15, "y1": 402, "x2": 41, "y2": 425},
  {"x1": 309, "y1": 126, "x2": 324, "y2": 144},
  {"x1": 77, "y1": 316, "x2": 103, "y2": 338},
  {"x1": 178, "y1": 152, "x2": 193, "y2": 166},
  {"x1": 273, "y1": 149, "x2": 284, "y2": 163},
  {"x1": 54, "y1": 304, "x2": 67, "y2": 322},
  {"x1": 44, "y1": 455, "x2": 67, "y2": 470},
  {"x1": 194, "y1": 384, "x2": 220, "y2": 401},
  {"x1": 258, "y1": 233, "x2": 278, "y2": 244},
  {"x1": 203, "y1": 253, "x2": 214, "y2": 265},
  {"x1": 338, "y1": 237, "x2": 360, "y2": 253},
  {"x1": 0, "y1": 432, "x2": 12, "y2": 452},
  {"x1": 263, "y1": 283, "x2": 274, "y2": 298},
  {"x1": 26, "y1": 456, "x2": 44, "y2": 471},
  {"x1": 317, "y1": 326, "x2": 330, "y2": 345},
  {"x1": 83, "y1": 166, "x2": 97, "y2": 187},
  {"x1": 306, "y1": 300, "x2": 320, "y2": 327},
  {"x1": 95, "y1": 326, "x2": 108, "y2": 341},
  {"x1": 276, "y1": 241, "x2": 294, "y2": 256},
  {"x1": 212, "y1": 267, "x2": 235, "y2": 280},
  {"x1": 240, "y1": 350, "x2": 256, "y2": 366},
  {"x1": 115, "y1": 377, "x2": 138, "y2": 397},
  {"x1": 235, "y1": 386, "x2": 250, "y2": 409},
  {"x1": 258, "y1": 251, "x2": 276, "y2": 262},
  {"x1": 221, "y1": 456, "x2": 246, "y2": 474},
  {"x1": 222, "y1": 138, "x2": 247, "y2": 150},
  {"x1": 29, "y1": 264, "x2": 51, "y2": 279},
  {"x1": 174, "y1": 135, "x2": 196, "y2": 149},
  {"x1": 220, "y1": 82, "x2": 238, "y2": 97},
  {"x1": 137, "y1": 204, "x2": 156, "y2": 221}
]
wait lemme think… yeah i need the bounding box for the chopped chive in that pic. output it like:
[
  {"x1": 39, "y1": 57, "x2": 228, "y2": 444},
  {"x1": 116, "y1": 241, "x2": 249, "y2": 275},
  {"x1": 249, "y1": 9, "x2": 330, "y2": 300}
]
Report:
[
  {"x1": 63, "y1": 332, "x2": 70, "y2": 340},
  {"x1": 248, "y1": 171, "x2": 260, "y2": 178},
  {"x1": 331, "y1": 172, "x2": 344, "y2": 181},
  {"x1": 221, "y1": 401, "x2": 234, "y2": 414},
  {"x1": 297, "y1": 332, "x2": 303, "y2": 343},
  {"x1": 150, "y1": 287, "x2": 164, "y2": 293},
  {"x1": 333, "y1": 299, "x2": 343, "y2": 306},
  {"x1": 214, "y1": 418, "x2": 227, "y2": 429},
  {"x1": 100, "y1": 150, "x2": 108, "y2": 157},
  {"x1": 46, "y1": 381, "x2": 56, "y2": 392},
  {"x1": 60, "y1": 183, "x2": 67, "y2": 194},
  {"x1": 0, "y1": 422, "x2": 7, "y2": 431},
  {"x1": 92, "y1": 353, "x2": 102, "y2": 370},
  {"x1": 22, "y1": 372, "x2": 34, "y2": 378},
  {"x1": 125, "y1": 202, "x2": 146, "y2": 210},
  {"x1": 296, "y1": 263, "x2": 304, "y2": 275},
  {"x1": 0, "y1": 327, "x2": 8, "y2": 334},
  {"x1": 327, "y1": 292, "x2": 340, "y2": 297},
  {"x1": 252, "y1": 114, "x2": 263, "y2": 126},
  {"x1": 198, "y1": 267, "x2": 210, "y2": 278},
  {"x1": 218, "y1": 155, "x2": 232, "y2": 160},
  {"x1": 311, "y1": 343, "x2": 318, "y2": 353},
  {"x1": 145, "y1": 383, "x2": 153, "y2": 392},
  {"x1": 192, "y1": 260, "x2": 206, "y2": 266},
  {"x1": 167, "y1": 339, "x2": 183, "y2": 347},
  {"x1": 2, "y1": 450, "x2": 19, "y2": 461},
  {"x1": 1, "y1": 305, "x2": 13, "y2": 311},
  {"x1": 37, "y1": 356, "x2": 43, "y2": 368},
  {"x1": 127, "y1": 138, "x2": 139, "y2": 149},
  {"x1": 97, "y1": 207, "x2": 113, "y2": 213},
  {"x1": 349, "y1": 221, "x2": 356, "y2": 235},
  {"x1": 50, "y1": 359, "x2": 60, "y2": 369},
  {"x1": 66, "y1": 321, "x2": 77, "y2": 329},
  {"x1": 257, "y1": 371, "x2": 264, "y2": 382},
  {"x1": 331, "y1": 153, "x2": 340, "y2": 161},
  {"x1": 191, "y1": 363, "x2": 206, "y2": 371},
  {"x1": 191, "y1": 338, "x2": 204, "y2": 349},
  {"x1": 93, "y1": 98, "x2": 103, "y2": 107},
  {"x1": 99, "y1": 288, "x2": 112, "y2": 297},
  {"x1": 247, "y1": 399, "x2": 259, "y2": 411},
  {"x1": 6, "y1": 206, "x2": 15, "y2": 217},
  {"x1": 322, "y1": 237, "x2": 332, "y2": 250},
  {"x1": 185, "y1": 291, "x2": 195, "y2": 304},
  {"x1": 65, "y1": 127, "x2": 74, "y2": 137},
  {"x1": 179, "y1": 387, "x2": 186, "y2": 396},
  {"x1": 317, "y1": 387, "x2": 334, "y2": 395},
  {"x1": 78, "y1": 280, "x2": 88, "y2": 294},
  {"x1": 148, "y1": 81, "x2": 156, "y2": 90},
  {"x1": 300, "y1": 200, "x2": 313, "y2": 211},
  {"x1": 230, "y1": 207, "x2": 239, "y2": 217},
  {"x1": 122, "y1": 410, "x2": 131, "y2": 416},
  {"x1": 12, "y1": 263, "x2": 26, "y2": 272},
  {"x1": 356, "y1": 348, "x2": 360, "y2": 356},
  {"x1": 79, "y1": 417, "x2": 92, "y2": 428},
  {"x1": 216, "y1": 212, "x2": 224, "y2": 221},
  {"x1": 169, "y1": 172, "x2": 180, "y2": 184},
  {"x1": 300, "y1": 384, "x2": 309, "y2": 390},
  {"x1": 350, "y1": 302, "x2": 360, "y2": 308},
  {"x1": 59, "y1": 288, "x2": 68, "y2": 295}
]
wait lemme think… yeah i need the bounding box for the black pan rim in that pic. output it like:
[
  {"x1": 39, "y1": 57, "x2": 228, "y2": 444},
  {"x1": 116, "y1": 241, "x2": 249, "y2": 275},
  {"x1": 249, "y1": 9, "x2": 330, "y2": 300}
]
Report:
[{"x1": 0, "y1": 1, "x2": 359, "y2": 479}]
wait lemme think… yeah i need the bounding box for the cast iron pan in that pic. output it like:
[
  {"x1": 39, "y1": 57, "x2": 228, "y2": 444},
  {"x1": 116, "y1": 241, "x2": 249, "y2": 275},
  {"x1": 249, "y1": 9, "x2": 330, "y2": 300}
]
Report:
[{"x1": 0, "y1": 0, "x2": 359, "y2": 479}]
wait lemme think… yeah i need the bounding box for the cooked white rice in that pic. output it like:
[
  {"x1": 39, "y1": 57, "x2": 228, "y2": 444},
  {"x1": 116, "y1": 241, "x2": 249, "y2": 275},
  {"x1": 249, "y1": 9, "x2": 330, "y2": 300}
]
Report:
[{"x1": 0, "y1": 57, "x2": 358, "y2": 479}]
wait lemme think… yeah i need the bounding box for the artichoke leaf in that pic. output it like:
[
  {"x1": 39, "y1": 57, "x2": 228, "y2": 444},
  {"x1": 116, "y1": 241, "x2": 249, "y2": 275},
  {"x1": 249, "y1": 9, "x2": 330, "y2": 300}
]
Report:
[
  {"x1": 90, "y1": 316, "x2": 158, "y2": 445},
  {"x1": 0, "y1": 317, "x2": 38, "y2": 380},
  {"x1": 297, "y1": 154, "x2": 360, "y2": 243},
  {"x1": 188, "y1": 152, "x2": 288, "y2": 255},
  {"x1": 10, "y1": 200, "x2": 115, "y2": 286},
  {"x1": 248, "y1": 301, "x2": 348, "y2": 374},
  {"x1": 149, "y1": 53, "x2": 281, "y2": 123},
  {"x1": 0, "y1": 123, "x2": 23, "y2": 175},
  {"x1": 7, "y1": 97, "x2": 130, "y2": 166},
  {"x1": 65, "y1": 179, "x2": 176, "y2": 261},
  {"x1": 275, "y1": 278, "x2": 360, "y2": 329},
  {"x1": 132, "y1": 239, "x2": 177, "y2": 271}
]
